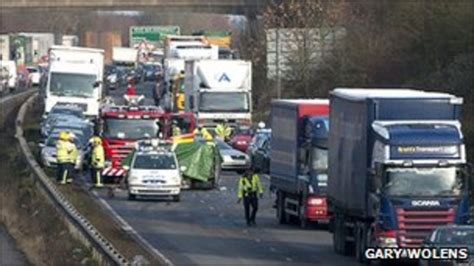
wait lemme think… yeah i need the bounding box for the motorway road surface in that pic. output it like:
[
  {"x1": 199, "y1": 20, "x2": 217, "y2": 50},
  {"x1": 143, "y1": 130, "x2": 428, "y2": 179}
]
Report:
[
  {"x1": 95, "y1": 81, "x2": 359, "y2": 265},
  {"x1": 94, "y1": 171, "x2": 358, "y2": 265}
]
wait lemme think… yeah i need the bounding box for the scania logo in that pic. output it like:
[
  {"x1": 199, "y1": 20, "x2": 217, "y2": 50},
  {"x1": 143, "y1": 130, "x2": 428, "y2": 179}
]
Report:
[{"x1": 411, "y1": 200, "x2": 441, "y2": 207}]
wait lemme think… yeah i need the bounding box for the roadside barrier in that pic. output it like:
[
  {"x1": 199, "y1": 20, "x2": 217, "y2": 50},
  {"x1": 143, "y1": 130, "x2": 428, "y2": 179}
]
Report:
[{"x1": 15, "y1": 93, "x2": 128, "y2": 265}]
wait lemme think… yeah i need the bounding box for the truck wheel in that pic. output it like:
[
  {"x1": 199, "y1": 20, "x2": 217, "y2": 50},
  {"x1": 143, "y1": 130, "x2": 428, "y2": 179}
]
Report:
[
  {"x1": 299, "y1": 205, "x2": 310, "y2": 229},
  {"x1": 276, "y1": 191, "x2": 288, "y2": 224},
  {"x1": 172, "y1": 195, "x2": 180, "y2": 202},
  {"x1": 355, "y1": 223, "x2": 368, "y2": 262}
]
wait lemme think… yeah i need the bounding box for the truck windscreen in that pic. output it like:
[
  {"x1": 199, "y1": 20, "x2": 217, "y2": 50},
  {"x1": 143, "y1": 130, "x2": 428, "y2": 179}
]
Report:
[
  {"x1": 104, "y1": 119, "x2": 159, "y2": 140},
  {"x1": 384, "y1": 167, "x2": 463, "y2": 197},
  {"x1": 199, "y1": 92, "x2": 249, "y2": 112},
  {"x1": 49, "y1": 72, "x2": 96, "y2": 98}
]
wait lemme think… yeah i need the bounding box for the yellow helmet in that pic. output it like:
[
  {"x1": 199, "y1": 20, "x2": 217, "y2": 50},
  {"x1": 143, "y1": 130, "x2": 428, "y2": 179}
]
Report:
[
  {"x1": 59, "y1": 131, "x2": 69, "y2": 141},
  {"x1": 92, "y1": 137, "x2": 102, "y2": 146}
]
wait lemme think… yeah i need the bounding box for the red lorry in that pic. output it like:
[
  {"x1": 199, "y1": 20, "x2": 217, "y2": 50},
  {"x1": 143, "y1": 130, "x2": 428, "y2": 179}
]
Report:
[{"x1": 270, "y1": 99, "x2": 330, "y2": 228}]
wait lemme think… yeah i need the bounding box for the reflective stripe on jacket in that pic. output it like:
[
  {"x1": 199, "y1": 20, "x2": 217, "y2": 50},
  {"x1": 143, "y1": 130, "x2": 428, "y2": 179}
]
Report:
[{"x1": 237, "y1": 174, "x2": 264, "y2": 198}]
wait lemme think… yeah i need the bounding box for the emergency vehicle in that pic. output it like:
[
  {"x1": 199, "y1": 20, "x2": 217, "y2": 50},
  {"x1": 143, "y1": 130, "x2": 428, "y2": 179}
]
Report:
[
  {"x1": 100, "y1": 102, "x2": 195, "y2": 181},
  {"x1": 127, "y1": 139, "x2": 183, "y2": 201}
]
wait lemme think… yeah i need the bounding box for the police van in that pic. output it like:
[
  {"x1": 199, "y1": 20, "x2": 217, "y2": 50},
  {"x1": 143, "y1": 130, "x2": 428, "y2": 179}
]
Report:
[{"x1": 127, "y1": 139, "x2": 183, "y2": 201}]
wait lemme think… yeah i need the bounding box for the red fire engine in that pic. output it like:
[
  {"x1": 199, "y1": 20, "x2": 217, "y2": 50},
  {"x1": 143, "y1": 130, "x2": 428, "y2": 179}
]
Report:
[{"x1": 100, "y1": 104, "x2": 195, "y2": 180}]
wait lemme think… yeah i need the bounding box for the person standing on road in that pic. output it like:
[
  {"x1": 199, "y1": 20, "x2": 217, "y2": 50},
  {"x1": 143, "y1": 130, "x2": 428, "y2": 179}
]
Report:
[
  {"x1": 215, "y1": 120, "x2": 232, "y2": 141},
  {"x1": 56, "y1": 131, "x2": 77, "y2": 185},
  {"x1": 90, "y1": 136, "x2": 105, "y2": 187},
  {"x1": 193, "y1": 125, "x2": 213, "y2": 141},
  {"x1": 237, "y1": 169, "x2": 264, "y2": 226},
  {"x1": 126, "y1": 78, "x2": 136, "y2": 96}
]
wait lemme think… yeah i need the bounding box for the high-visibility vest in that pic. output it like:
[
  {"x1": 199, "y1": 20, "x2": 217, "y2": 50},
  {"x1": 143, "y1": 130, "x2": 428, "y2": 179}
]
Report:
[
  {"x1": 193, "y1": 128, "x2": 213, "y2": 141},
  {"x1": 172, "y1": 125, "x2": 181, "y2": 136},
  {"x1": 91, "y1": 145, "x2": 105, "y2": 169},
  {"x1": 215, "y1": 124, "x2": 232, "y2": 139},
  {"x1": 237, "y1": 174, "x2": 264, "y2": 198},
  {"x1": 56, "y1": 140, "x2": 76, "y2": 164}
]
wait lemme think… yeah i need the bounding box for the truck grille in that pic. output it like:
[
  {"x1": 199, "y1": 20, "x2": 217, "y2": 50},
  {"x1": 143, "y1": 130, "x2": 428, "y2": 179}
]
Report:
[
  {"x1": 396, "y1": 208, "x2": 455, "y2": 247},
  {"x1": 107, "y1": 143, "x2": 135, "y2": 163}
]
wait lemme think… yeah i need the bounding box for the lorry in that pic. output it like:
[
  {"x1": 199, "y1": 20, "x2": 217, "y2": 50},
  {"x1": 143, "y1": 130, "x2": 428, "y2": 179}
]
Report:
[
  {"x1": 45, "y1": 46, "x2": 104, "y2": 117},
  {"x1": 164, "y1": 35, "x2": 218, "y2": 60},
  {"x1": 112, "y1": 47, "x2": 137, "y2": 67},
  {"x1": 0, "y1": 35, "x2": 9, "y2": 61},
  {"x1": 62, "y1": 35, "x2": 79, "y2": 47},
  {"x1": 19, "y1": 33, "x2": 55, "y2": 64},
  {"x1": 270, "y1": 99, "x2": 331, "y2": 228},
  {"x1": 193, "y1": 30, "x2": 234, "y2": 59},
  {"x1": 328, "y1": 88, "x2": 471, "y2": 262},
  {"x1": 9, "y1": 34, "x2": 33, "y2": 65},
  {"x1": 100, "y1": 101, "x2": 195, "y2": 181},
  {"x1": 183, "y1": 60, "x2": 252, "y2": 130}
]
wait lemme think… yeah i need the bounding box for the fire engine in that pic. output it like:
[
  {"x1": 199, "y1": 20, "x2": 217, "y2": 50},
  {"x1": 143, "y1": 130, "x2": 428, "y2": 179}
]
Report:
[{"x1": 100, "y1": 102, "x2": 195, "y2": 180}]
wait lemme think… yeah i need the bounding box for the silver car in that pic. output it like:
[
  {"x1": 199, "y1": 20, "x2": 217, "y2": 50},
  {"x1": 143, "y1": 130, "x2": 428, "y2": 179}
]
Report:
[
  {"x1": 215, "y1": 140, "x2": 250, "y2": 171},
  {"x1": 40, "y1": 132, "x2": 89, "y2": 170}
]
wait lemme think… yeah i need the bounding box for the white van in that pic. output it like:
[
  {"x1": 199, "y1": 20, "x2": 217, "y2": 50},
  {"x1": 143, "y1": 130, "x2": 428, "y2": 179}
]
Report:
[{"x1": 0, "y1": 60, "x2": 17, "y2": 91}]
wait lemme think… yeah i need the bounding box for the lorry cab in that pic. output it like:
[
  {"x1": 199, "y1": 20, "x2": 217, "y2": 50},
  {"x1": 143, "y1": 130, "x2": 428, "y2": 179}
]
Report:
[
  {"x1": 127, "y1": 140, "x2": 182, "y2": 201},
  {"x1": 299, "y1": 116, "x2": 329, "y2": 197},
  {"x1": 370, "y1": 121, "x2": 469, "y2": 248}
]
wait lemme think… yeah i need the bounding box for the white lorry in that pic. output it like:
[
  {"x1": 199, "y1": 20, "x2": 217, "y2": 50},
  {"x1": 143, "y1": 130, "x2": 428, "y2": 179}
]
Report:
[
  {"x1": 165, "y1": 35, "x2": 218, "y2": 60},
  {"x1": 19, "y1": 33, "x2": 55, "y2": 63},
  {"x1": 0, "y1": 35, "x2": 9, "y2": 61},
  {"x1": 45, "y1": 46, "x2": 104, "y2": 117},
  {"x1": 184, "y1": 60, "x2": 252, "y2": 129},
  {"x1": 112, "y1": 47, "x2": 137, "y2": 67}
]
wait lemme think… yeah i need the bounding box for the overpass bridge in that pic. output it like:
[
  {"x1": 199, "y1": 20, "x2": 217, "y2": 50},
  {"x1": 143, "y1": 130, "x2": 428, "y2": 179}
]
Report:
[{"x1": 0, "y1": 0, "x2": 271, "y2": 15}]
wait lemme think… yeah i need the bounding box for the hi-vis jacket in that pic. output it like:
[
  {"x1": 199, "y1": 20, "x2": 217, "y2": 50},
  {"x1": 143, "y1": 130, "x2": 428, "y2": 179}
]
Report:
[
  {"x1": 91, "y1": 145, "x2": 105, "y2": 169},
  {"x1": 237, "y1": 174, "x2": 264, "y2": 198},
  {"x1": 215, "y1": 123, "x2": 232, "y2": 139},
  {"x1": 56, "y1": 140, "x2": 77, "y2": 164}
]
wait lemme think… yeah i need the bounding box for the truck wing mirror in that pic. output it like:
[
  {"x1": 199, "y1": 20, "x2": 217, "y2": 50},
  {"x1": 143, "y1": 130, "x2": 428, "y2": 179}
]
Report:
[{"x1": 93, "y1": 81, "x2": 102, "y2": 88}]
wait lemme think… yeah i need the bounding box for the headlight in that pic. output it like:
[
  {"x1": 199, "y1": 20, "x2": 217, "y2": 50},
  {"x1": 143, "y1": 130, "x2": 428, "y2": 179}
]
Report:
[
  {"x1": 223, "y1": 155, "x2": 232, "y2": 161},
  {"x1": 237, "y1": 141, "x2": 247, "y2": 145}
]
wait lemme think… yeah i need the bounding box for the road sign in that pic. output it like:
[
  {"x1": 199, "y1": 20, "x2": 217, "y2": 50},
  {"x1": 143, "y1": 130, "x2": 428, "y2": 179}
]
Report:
[{"x1": 129, "y1": 26, "x2": 181, "y2": 48}]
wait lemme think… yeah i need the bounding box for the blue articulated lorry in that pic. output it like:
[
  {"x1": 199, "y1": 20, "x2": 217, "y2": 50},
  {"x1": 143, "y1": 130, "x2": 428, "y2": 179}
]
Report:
[{"x1": 327, "y1": 89, "x2": 471, "y2": 261}]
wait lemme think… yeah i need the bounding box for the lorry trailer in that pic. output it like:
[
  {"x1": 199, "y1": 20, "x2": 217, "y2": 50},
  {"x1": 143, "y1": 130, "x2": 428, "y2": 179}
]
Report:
[{"x1": 270, "y1": 99, "x2": 330, "y2": 228}]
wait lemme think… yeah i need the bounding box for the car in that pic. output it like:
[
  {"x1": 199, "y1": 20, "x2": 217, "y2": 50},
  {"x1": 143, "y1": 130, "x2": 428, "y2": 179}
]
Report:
[
  {"x1": 229, "y1": 128, "x2": 254, "y2": 152},
  {"x1": 41, "y1": 104, "x2": 87, "y2": 136},
  {"x1": 420, "y1": 225, "x2": 474, "y2": 266},
  {"x1": 246, "y1": 128, "x2": 271, "y2": 164},
  {"x1": 141, "y1": 63, "x2": 163, "y2": 82},
  {"x1": 40, "y1": 131, "x2": 90, "y2": 170},
  {"x1": 127, "y1": 141, "x2": 182, "y2": 201},
  {"x1": 252, "y1": 135, "x2": 271, "y2": 173},
  {"x1": 215, "y1": 139, "x2": 250, "y2": 171},
  {"x1": 41, "y1": 115, "x2": 87, "y2": 137},
  {"x1": 27, "y1": 66, "x2": 41, "y2": 86}
]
